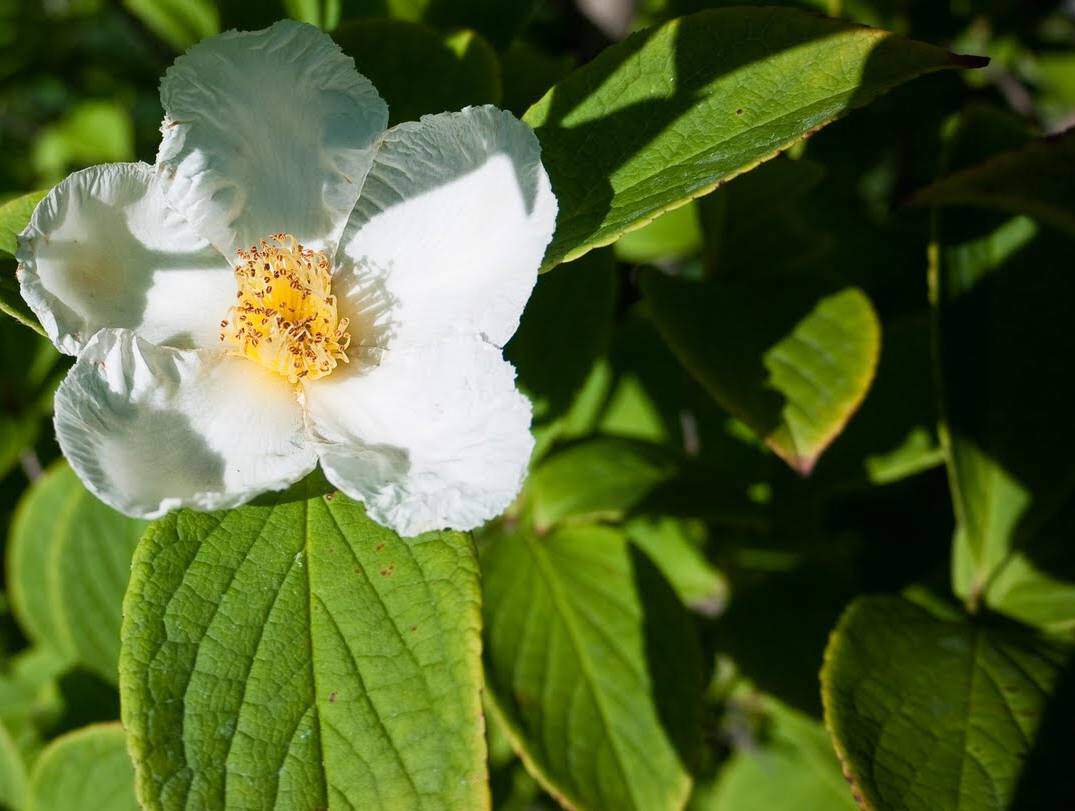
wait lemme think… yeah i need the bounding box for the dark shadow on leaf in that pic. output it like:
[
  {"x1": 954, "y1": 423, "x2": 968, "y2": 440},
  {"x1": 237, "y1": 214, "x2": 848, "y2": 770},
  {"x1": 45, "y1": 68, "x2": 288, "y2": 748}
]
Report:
[
  {"x1": 936, "y1": 206, "x2": 1075, "y2": 601},
  {"x1": 1010, "y1": 647, "x2": 1075, "y2": 811},
  {"x1": 629, "y1": 543, "x2": 704, "y2": 777}
]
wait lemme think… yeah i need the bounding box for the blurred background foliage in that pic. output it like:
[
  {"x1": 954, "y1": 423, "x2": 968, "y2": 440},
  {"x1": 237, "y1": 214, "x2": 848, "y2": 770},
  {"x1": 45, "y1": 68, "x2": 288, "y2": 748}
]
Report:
[{"x1": 0, "y1": 1, "x2": 1073, "y2": 809}]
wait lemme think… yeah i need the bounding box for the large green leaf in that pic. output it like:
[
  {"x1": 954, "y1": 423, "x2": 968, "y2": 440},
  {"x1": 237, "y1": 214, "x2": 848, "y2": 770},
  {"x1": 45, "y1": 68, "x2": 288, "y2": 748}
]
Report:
[
  {"x1": 913, "y1": 130, "x2": 1075, "y2": 237},
  {"x1": 482, "y1": 520, "x2": 703, "y2": 811},
  {"x1": 930, "y1": 113, "x2": 1075, "y2": 634},
  {"x1": 822, "y1": 595, "x2": 1072, "y2": 811},
  {"x1": 524, "y1": 7, "x2": 985, "y2": 270},
  {"x1": 8, "y1": 463, "x2": 145, "y2": 684},
  {"x1": 334, "y1": 20, "x2": 500, "y2": 126},
  {"x1": 690, "y1": 694, "x2": 857, "y2": 811},
  {"x1": 27, "y1": 723, "x2": 137, "y2": 811},
  {"x1": 643, "y1": 269, "x2": 880, "y2": 473},
  {"x1": 120, "y1": 476, "x2": 487, "y2": 810}
]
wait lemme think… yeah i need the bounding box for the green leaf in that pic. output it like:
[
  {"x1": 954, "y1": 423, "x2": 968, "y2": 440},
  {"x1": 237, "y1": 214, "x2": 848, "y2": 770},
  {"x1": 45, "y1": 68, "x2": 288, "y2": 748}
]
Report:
[
  {"x1": 930, "y1": 112, "x2": 1075, "y2": 633},
  {"x1": 0, "y1": 191, "x2": 47, "y2": 333},
  {"x1": 642, "y1": 270, "x2": 880, "y2": 473},
  {"x1": 0, "y1": 192, "x2": 45, "y2": 259},
  {"x1": 0, "y1": 721, "x2": 28, "y2": 811},
  {"x1": 8, "y1": 462, "x2": 145, "y2": 684},
  {"x1": 690, "y1": 695, "x2": 858, "y2": 811},
  {"x1": 121, "y1": 0, "x2": 219, "y2": 51},
  {"x1": 818, "y1": 313, "x2": 943, "y2": 486},
  {"x1": 0, "y1": 317, "x2": 60, "y2": 475},
  {"x1": 624, "y1": 516, "x2": 727, "y2": 616},
  {"x1": 524, "y1": 7, "x2": 985, "y2": 271},
  {"x1": 28, "y1": 723, "x2": 137, "y2": 811},
  {"x1": 120, "y1": 476, "x2": 487, "y2": 810},
  {"x1": 335, "y1": 19, "x2": 500, "y2": 126},
  {"x1": 822, "y1": 595, "x2": 1071, "y2": 811},
  {"x1": 614, "y1": 203, "x2": 702, "y2": 264},
  {"x1": 284, "y1": 0, "x2": 340, "y2": 30},
  {"x1": 912, "y1": 130, "x2": 1075, "y2": 238},
  {"x1": 0, "y1": 648, "x2": 67, "y2": 748},
  {"x1": 482, "y1": 520, "x2": 703, "y2": 811}
]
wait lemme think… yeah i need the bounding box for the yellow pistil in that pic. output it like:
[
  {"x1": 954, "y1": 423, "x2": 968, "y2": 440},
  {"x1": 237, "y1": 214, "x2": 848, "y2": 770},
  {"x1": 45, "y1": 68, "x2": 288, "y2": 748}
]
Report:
[{"x1": 219, "y1": 233, "x2": 351, "y2": 385}]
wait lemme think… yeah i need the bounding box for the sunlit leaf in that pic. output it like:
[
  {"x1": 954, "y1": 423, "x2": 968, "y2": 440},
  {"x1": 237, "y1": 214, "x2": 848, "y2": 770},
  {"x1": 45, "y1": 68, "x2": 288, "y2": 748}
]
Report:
[
  {"x1": 121, "y1": 475, "x2": 487, "y2": 809},
  {"x1": 643, "y1": 270, "x2": 880, "y2": 473},
  {"x1": 526, "y1": 7, "x2": 985, "y2": 270},
  {"x1": 482, "y1": 520, "x2": 703, "y2": 811},
  {"x1": 0, "y1": 191, "x2": 45, "y2": 259}
]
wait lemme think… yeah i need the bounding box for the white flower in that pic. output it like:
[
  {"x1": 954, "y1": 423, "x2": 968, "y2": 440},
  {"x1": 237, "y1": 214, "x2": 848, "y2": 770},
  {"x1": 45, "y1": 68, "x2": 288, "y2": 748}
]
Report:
[{"x1": 15, "y1": 20, "x2": 556, "y2": 536}]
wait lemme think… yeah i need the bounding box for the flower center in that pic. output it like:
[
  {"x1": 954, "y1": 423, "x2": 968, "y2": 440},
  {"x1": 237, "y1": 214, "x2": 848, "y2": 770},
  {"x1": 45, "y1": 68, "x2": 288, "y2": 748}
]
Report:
[{"x1": 219, "y1": 233, "x2": 351, "y2": 384}]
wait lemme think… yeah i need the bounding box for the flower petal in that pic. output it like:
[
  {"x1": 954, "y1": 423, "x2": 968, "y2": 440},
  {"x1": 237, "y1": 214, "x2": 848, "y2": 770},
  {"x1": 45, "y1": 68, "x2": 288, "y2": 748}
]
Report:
[
  {"x1": 304, "y1": 335, "x2": 534, "y2": 535},
  {"x1": 17, "y1": 162, "x2": 235, "y2": 355},
  {"x1": 55, "y1": 329, "x2": 315, "y2": 519},
  {"x1": 158, "y1": 20, "x2": 388, "y2": 258},
  {"x1": 337, "y1": 105, "x2": 556, "y2": 349}
]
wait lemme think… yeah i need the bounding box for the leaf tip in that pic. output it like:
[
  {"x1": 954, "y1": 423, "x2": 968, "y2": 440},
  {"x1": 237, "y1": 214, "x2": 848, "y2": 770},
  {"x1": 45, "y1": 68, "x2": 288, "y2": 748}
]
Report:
[{"x1": 950, "y1": 52, "x2": 990, "y2": 70}]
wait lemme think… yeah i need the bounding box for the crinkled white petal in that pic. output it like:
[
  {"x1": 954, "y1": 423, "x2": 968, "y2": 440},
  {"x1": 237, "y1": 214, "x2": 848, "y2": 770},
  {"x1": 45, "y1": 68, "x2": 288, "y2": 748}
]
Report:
[
  {"x1": 16, "y1": 162, "x2": 235, "y2": 355},
  {"x1": 337, "y1": 106, "x2": 557, "y2": 349},
  {"x1": 304, "y1": 335, "x2": 534, "y2": 535},
  {"x1": 157, "y1": 19, "x2": 388, "y2": 259},
  {"x1": 54, "y1": 329, "x2": 315, "y2": 519}
]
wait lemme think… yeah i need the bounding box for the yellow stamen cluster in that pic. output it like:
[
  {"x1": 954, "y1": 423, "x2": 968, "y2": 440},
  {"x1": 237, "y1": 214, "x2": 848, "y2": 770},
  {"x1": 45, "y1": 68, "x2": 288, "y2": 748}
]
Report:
[{"x1": 219, "y1": 234, "x2": 351, "y2": 385}]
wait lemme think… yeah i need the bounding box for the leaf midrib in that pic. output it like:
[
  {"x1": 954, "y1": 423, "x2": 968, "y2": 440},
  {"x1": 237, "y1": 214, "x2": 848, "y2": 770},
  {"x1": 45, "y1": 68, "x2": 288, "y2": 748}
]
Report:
[{"x1": 520, "y1": 530, "x2": 641, "y2": 811}]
